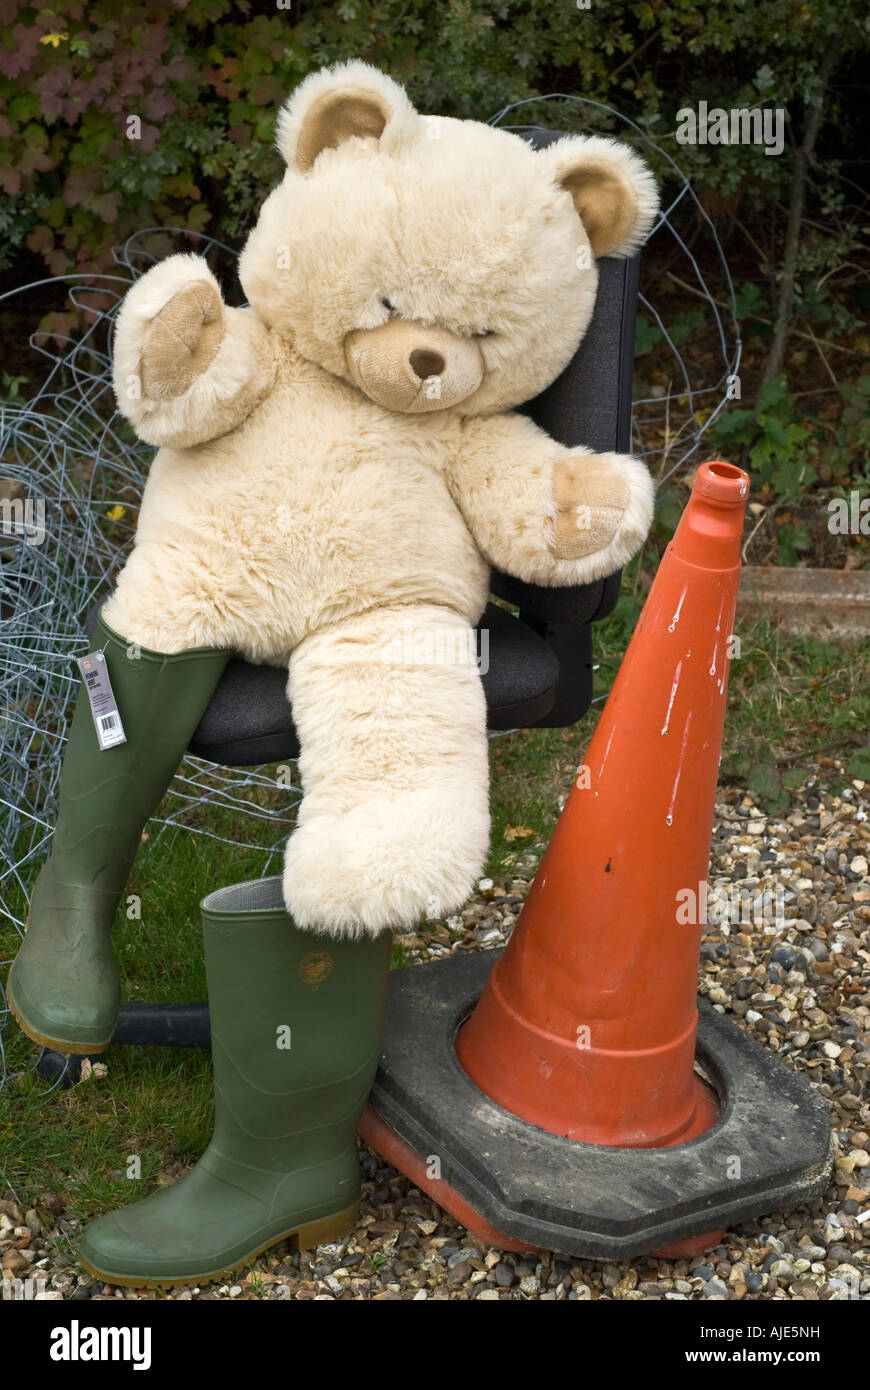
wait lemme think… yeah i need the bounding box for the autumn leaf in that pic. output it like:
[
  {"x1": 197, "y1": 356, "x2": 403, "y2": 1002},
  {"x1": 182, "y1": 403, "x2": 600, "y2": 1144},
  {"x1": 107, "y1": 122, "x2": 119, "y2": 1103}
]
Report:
[{"x1": 504, "y1": 825, "x2": 535, "y2": 841}]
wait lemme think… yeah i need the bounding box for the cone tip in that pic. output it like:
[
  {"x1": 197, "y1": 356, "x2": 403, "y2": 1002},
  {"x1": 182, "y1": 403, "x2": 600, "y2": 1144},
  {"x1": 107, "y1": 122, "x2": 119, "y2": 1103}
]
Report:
[{"x1": 694, "y1": 460, "x2": 750, "y2": 506}]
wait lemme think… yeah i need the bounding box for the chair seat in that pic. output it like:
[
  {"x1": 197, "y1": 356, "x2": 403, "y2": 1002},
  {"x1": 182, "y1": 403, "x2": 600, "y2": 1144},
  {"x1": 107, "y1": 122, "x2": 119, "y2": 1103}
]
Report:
[{"x1": 189, "y1": 603, "x2": 560, "y2": 767}]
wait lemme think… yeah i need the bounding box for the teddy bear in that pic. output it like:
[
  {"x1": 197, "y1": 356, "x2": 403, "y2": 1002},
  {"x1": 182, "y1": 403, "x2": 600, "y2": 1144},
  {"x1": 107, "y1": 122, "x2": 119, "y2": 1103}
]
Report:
[{"x1": 9, "y1": 61, "x2": 657, "y2": 1284}]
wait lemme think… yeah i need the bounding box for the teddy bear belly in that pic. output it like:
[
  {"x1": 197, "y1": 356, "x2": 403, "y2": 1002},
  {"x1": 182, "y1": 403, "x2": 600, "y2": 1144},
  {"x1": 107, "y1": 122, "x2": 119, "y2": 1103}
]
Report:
[{"x1": 111, "y1": 447, "x2": 491, "y2": 661}]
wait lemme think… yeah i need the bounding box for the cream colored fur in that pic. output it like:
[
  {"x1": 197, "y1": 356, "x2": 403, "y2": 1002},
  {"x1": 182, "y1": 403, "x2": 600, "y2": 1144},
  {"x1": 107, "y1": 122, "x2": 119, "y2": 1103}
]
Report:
[
  {"x1": 285, "y1": 605, "x2": 489, "y2": 935},
  {"x1": 107, "y1": 61, "x2": 659, "y2": 937}
]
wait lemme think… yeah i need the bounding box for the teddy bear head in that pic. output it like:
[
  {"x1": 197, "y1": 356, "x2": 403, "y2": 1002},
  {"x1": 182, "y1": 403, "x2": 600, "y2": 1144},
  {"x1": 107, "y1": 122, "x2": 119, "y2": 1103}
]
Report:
[{"x1": 239, "y1": 61, "x2": 658, "y2": 417}]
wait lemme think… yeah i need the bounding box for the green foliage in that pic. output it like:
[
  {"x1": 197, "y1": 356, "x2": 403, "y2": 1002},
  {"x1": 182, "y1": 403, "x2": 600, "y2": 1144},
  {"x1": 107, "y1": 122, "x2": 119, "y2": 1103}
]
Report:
[
  {"x1": 823, "y1": 377, "x2": 870, "y2": 491},
  {"x1": 711, "y1": 372, "x2": 870, "y2": 564},
  {"x1": 774, "y1": 519, "x2": 812, "y2": 567},
  {"x1": 1, "y1": 0, "x2": 867, "y2": 283},
  {"x1": 846, "y1": 747, "x2": 870, "y2": 782},
  {"x1": 1, "y1": 370, "x2": 29, "y2": 399},
  {"x1": 718, "y1": 633, "x2": 870, "y2": 812},
  {"x1": 634, "y1": 314, "x2": 662, "y2": 357},
  {"x1": 733, "y1": 281, "x2": 767, "y2": 322},
  {"x1": 667, "y1": 307, "x2": 706, "y2": 347},
  {"x1": 710, "y1": 376, "x2": 817, "y2": 503}
]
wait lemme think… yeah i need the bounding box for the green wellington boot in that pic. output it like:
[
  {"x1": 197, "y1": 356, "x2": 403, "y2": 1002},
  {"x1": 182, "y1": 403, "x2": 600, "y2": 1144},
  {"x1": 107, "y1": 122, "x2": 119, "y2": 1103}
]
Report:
[
  {"x1": 7, "y1": 614, "x2": 227, "y2": 1053},
  {"x1": 78, "y1": 876, "x2": 391, "y2": 1286}
]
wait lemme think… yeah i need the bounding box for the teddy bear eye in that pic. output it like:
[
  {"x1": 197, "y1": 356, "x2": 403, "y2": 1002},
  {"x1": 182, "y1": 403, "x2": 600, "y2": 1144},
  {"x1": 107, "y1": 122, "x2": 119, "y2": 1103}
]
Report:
[{"x1": 381, "y1": 297, "x2": 396, "y2": 314}]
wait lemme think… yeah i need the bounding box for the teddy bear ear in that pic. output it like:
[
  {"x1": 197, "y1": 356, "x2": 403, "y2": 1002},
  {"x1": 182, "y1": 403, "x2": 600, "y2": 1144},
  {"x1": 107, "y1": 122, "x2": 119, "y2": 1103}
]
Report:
[
  {"x1": 544, "y1": 135, "x2": 659, "y2": 258},
  {"x1": 276, "y1": 61, "x2": 418, "y2": 172}
]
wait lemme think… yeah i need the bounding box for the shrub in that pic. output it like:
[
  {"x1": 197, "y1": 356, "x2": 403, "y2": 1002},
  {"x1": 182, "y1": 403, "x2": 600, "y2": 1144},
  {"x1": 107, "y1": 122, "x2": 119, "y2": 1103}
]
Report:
[{"x1": 1, "y1": 0, "x2": 867, "y2": 284}]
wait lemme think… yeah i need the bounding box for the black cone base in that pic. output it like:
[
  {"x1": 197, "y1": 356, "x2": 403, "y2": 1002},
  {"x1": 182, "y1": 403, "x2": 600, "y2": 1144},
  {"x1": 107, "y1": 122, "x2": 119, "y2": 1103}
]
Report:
[{"x1": 368, "y1": 950, "x2": 833, "y2": 1260}]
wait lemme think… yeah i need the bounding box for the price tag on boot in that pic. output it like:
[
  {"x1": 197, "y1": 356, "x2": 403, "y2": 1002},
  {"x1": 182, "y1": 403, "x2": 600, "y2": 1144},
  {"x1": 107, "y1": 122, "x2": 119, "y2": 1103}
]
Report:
[{"x1": 77, "y1": 651, "x2": 127, "y2": 750}]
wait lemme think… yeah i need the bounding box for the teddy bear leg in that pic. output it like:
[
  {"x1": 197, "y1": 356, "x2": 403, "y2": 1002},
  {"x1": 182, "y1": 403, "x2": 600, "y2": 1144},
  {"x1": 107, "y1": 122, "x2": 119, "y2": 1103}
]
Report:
[
  {"x1": 101, "y1": 556, "x2": 235, "y2": 655},
  {"x1": 283, "y1": 605, "x2": 490, "y2": 936}
]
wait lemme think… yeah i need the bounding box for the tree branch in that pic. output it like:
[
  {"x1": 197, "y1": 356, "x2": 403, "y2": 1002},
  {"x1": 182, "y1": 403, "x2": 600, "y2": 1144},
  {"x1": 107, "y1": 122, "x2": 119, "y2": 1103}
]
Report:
[{"x1": 757, "y1": 36, "x2": 841, "y2": 399}]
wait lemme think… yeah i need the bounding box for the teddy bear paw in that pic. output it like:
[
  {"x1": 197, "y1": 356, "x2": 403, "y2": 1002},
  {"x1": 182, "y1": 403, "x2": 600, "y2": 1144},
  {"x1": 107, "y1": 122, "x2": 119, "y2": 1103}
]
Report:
[
  {"x1": 139, "y1": 280, "x2": 225, "y2": 401},
  {"x1": 282, "y1": 787, "x2": 490, "y2": 937},
  {"x1": 550, "y1": 451, "x2": 654, "y2": 570}
]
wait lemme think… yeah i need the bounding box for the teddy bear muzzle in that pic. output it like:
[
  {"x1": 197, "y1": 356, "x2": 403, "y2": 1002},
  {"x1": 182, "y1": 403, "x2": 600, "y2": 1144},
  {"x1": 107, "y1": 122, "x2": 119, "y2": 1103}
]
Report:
[{"x1": 344, "y1": 318, "x2": 484, "y2": 413}]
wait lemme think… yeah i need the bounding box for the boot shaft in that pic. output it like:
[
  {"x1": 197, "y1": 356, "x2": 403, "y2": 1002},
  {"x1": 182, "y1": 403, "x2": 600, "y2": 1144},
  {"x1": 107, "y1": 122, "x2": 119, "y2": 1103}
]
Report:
[
  {"x1": 201, "y1": 877, "x2": 391, "y2": 1169},
  {"x1": 52, "y1": 614, "x2": 228, "y2": 871}
]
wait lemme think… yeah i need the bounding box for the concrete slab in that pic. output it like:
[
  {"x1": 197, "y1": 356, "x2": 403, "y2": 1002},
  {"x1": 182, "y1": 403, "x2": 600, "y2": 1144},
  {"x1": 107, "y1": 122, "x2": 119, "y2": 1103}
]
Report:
[{"x1": 739, "y1": 566, "x2": 870, "y2": 639}]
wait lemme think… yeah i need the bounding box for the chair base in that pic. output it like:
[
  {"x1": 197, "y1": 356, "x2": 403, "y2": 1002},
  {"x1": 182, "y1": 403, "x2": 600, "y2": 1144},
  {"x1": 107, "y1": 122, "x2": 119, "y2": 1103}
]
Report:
[{"x1": 34, "y1": 1001, "x2": 211, "y2": 1084}]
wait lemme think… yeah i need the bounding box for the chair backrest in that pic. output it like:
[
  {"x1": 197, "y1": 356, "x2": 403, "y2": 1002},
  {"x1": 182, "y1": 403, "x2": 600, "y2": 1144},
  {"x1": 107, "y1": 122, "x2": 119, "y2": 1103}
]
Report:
[
  {"x1": 492, "y1": 127, "x2": 640, "y2": 625},
  {"x1": 521, "y1": 255, "x2": 638, "y2": 455}
]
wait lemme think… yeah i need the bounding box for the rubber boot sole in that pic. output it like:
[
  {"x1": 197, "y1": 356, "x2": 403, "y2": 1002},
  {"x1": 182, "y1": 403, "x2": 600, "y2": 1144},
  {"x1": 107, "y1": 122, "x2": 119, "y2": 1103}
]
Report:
[
  {"x1": 77, "y1": 1201, "x2": 360, "y2": 1289},
  {"x1": 6, "y1": 978, "x2": 112, "y2": 1056}
]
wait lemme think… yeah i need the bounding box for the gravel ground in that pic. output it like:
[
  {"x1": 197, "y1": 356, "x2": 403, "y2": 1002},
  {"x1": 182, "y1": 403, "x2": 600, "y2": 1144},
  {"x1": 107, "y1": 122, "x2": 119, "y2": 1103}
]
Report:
[{"x1": 3, "y1": 763, "x2": 868, "y2": 1302}]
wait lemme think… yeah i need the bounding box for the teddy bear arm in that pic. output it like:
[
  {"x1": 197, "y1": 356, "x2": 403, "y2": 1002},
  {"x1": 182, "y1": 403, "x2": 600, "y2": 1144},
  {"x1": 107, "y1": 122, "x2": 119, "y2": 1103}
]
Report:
[
  {"x1": 113, "y1": 253, "x2": 278, "y2": 450},
  {"x1": 451, "y1": 414, "x2": 655, "y2": 586}
]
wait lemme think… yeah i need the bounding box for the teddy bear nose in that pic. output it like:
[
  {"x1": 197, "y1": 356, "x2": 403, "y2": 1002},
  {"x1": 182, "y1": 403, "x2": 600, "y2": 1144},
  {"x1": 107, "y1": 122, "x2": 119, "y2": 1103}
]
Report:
[{"x1": 409, "y1": 348, "x2": 445, "y2": 380}]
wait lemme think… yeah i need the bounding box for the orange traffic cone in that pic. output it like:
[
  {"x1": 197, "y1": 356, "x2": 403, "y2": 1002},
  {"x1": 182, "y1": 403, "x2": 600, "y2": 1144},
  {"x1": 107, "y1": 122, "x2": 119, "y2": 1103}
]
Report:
[
  {"x1": 456, "y1": 460, "x2": 749, "y2": 1148},
  {"x1": 362, "y1": 457, "x2": 832, "y2": 1259}
]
